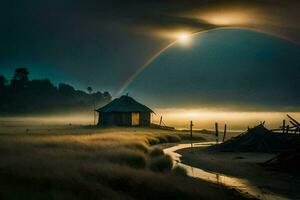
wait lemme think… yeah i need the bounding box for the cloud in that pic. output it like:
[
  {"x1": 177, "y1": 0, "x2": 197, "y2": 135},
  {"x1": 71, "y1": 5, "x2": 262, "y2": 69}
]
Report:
[
  {"x1": 3, "y1": 0, "x2": 299, "y2": 42},
  {"x1": 90, "y1": 0, "x2": 300, "y2": 43}
]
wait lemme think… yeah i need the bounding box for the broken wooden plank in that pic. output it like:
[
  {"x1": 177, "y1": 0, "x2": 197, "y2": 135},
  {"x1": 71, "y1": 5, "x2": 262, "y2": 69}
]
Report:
[
  {"x1": 286, "y1": 125, "x2": 290, "y2": 134},
  {"x1": 290, "y1": 120, "x2": 299, "y2": 129},
  {"x1": 287, "y1": 114, "x2": 300, "y2": 128}
]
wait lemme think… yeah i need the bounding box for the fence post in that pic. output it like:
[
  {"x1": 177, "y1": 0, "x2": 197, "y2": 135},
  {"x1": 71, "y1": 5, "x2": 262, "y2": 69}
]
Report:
[
  {"x1": 190, "y1": 121, "x2": 193, "y2": 139},
  {"x1": 282, "y1": 120, "x2": 285, "y2": 134},
  {"x1": 222, "y1": 124, "x2": 227, "y2": 142},
  {"x1": 215, "y1": 123, "x2": 219, "y2": 144}
]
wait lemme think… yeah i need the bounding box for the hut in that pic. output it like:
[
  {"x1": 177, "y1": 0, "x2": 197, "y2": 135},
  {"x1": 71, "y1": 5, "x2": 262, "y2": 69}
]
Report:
[{"x1": 96, "y1": 95, "x2": 153, "y2": 126}]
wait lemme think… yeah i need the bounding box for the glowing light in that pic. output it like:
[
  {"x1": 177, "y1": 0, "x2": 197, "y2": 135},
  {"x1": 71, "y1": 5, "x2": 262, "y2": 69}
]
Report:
[
  {"x1": 198, "y1": 9, "x2": 258, "y2": 26},
  {"x1": 177, "y1": 32, "x2": 192, "y2": 45},
  {"x1": 183, "y1": 112, "x2": 201, "y2": 117},
  {"x1": 154, "y1": 109, "x2": 300, "y2": 131}
]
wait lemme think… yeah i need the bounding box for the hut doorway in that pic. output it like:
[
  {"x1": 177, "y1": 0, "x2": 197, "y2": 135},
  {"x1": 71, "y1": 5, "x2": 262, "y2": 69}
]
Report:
[{"x1": 131, "y1": 112, "x2": 140, "y2": 126}]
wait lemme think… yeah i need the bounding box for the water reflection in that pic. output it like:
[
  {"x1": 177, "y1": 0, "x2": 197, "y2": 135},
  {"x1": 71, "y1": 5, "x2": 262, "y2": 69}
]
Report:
[{"x1": 164, "y1": 143, "x2": 289, "y2": 200}]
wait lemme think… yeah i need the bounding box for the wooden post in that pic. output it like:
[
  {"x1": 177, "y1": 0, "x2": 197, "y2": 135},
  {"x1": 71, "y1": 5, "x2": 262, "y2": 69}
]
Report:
[
  {"x1": 215, "y1": 123, "x2": 219, "y2": 144},
  {"x1": 159, "y1": 116, "x2": 162, "y2": 126},
  {"x1": 222, "y1": 124, "x2": 227, "y2": 142},
  {"x1": 286, "y1": 125, "x2": 289, "y2": 134},
  {"x1": 282, "y1": 120, "x2": 285, "y2": 134},
  {"x1": 190, "y1": 121, "x2": 193, "y2": 139}
]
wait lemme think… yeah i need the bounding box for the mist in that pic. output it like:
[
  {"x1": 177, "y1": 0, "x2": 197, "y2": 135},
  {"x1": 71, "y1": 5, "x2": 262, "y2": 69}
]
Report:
[
  {"x1": 154, "y1": 110, "x2": 300, "y2": 131},
  {"x1": 1, "y1": 111, "x2": 299, "y2": 133}
]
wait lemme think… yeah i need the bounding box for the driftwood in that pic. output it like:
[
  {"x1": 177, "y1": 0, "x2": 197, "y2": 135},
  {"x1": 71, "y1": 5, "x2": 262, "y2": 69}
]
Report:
[
  {"x1": 287, "y1": 114, "x2": 300, "y2": 128},
  {"x1": 271, "y1": 115, "x2": 300, "y2": 134}
]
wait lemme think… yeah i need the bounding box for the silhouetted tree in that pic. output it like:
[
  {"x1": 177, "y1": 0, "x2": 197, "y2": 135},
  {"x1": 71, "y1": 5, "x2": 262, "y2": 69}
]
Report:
[
  {"x1": 14, "y1": 67, "x2": 29, "y2": 80},
  {"x1": 0, "y1": 68, "x2": 112, "y2": 115},
  {"x1": 0, "y1": 75, "x2": 7, "y2": 90},
  {"x1": 87, "y1": 86, "x2": 93, "y2": 94},
  {"x1": 103, "y1": 91, "x2": 112, "y2": 101},
  {"x1": 59, "y1": 83, "x2": 75, "y2": 94},
  {"x1": 0, "y1": 75, "x2": 8, "y2": 112},
  {"x1": 28, "y1": 79, "x2": 56, "y2": 93},
  {"x1": 11, "y1": 68, "x2": 29, "y2": 89}
]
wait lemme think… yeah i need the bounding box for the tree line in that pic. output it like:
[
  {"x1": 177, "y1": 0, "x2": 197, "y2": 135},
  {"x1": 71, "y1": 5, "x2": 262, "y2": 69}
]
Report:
[{"x1": 0, "y1": 68, "x2": 112, "y2": 115}]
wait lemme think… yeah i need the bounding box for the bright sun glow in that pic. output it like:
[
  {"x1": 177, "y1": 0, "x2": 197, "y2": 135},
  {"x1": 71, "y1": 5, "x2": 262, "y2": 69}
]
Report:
[{"x1": 177, "y1": 32, "x2": 192, "y2": 45}]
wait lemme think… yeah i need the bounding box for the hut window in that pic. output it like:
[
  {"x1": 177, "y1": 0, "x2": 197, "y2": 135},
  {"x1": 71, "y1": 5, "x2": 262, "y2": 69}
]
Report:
[{"x1": 131, "y1": 112, "x2": 139, "y2": 126}]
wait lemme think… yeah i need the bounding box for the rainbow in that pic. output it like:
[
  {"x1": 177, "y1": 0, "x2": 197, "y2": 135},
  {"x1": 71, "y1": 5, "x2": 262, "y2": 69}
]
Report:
[
  {"x1": 116, "y1": 27, "x2": 297, "y2": 96},
  {"x1": 116, "y1": 41, "x2": 176, "y2": 96}
]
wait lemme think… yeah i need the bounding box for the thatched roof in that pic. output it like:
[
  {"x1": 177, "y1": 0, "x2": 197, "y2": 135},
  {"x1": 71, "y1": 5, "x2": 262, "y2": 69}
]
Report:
[{"x1": 96, "y1": 95, "x2": 153, "y2": 113}]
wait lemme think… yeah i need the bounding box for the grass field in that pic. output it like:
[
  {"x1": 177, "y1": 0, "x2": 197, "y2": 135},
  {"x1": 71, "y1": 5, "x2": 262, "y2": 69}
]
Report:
[{"x1": 0, "y1": 124, "x2": 248, "y2": 200}]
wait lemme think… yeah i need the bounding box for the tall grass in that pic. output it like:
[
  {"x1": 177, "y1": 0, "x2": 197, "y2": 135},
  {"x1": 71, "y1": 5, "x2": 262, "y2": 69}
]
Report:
[
  {"x1": 148, "y1": 155, "x2": 173, "y2": 172},
  {"x1": 0, "y1": 127, "x2": 248, "y2": 200}
]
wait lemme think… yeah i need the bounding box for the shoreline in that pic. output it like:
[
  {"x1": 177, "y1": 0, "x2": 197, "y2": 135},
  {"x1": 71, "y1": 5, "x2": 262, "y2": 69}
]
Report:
[{"x1": 177, "y1": 146, "x2": 300, "y2": 200}]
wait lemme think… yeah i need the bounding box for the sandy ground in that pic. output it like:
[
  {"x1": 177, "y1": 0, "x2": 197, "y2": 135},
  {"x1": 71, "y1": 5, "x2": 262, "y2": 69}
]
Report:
[{"x1": 178, "y1": 147, "x2": 300, "y2": 199}]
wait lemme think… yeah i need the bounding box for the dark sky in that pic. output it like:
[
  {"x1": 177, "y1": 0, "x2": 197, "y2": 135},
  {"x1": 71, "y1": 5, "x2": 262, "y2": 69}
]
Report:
[
  {"x1": 126, "y1": 29, "x2": 300, "y2": 111},
  {"x1": 0, "y1": 0, "x2": 300, "y2": 110}
]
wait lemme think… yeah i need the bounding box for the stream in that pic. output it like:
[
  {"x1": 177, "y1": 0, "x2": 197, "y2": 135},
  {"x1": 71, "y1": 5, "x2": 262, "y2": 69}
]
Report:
[{"x1": 163, "y1": 142, "x2": 289, "y2": 200}]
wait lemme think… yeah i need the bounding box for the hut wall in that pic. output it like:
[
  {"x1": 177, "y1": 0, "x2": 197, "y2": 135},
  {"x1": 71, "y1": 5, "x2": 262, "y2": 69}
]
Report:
[
  {"x1": 98, "y1": 112, "x2": 113, "y2": 125},
  {"x1": 139, "y1": 112, "x2": 151, "y2": 126},
  {"x1": 116, "y1": 112, "x2": 131, "y2": 126},
  {"x1": 99, "y1": 112, "x2": 151, "y2": 126},
  {"x1": 99, "y1": 112, "x2": 131, "y2": 126}
]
